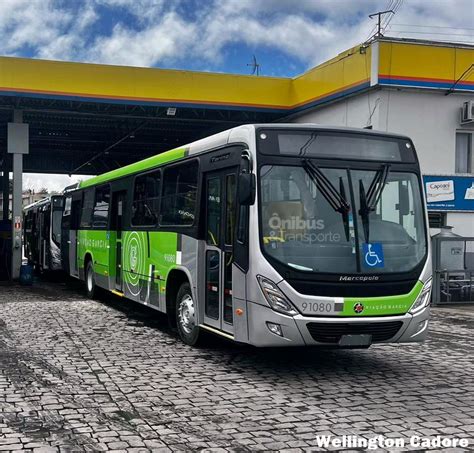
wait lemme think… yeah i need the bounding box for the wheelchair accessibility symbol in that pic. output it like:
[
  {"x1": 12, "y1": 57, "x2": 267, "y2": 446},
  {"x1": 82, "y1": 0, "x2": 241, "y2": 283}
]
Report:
[{"x1": 363, "y1": 243, "x2": 384, "y2": 268}]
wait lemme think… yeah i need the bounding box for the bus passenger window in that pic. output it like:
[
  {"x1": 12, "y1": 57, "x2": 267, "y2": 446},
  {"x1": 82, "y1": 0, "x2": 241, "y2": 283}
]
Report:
[
  {"x1": 92, "y1": 186, "x2": 110, "y2": 229},
  {"x1": 161, "y1": 161, "x2": 198, "y2": 226},
  {"x1": 80, "y1": 189, "x2": 95, "y2": 228},
  {"x1": 132, "y1": 171, "x2": 161, "y2": 226}
]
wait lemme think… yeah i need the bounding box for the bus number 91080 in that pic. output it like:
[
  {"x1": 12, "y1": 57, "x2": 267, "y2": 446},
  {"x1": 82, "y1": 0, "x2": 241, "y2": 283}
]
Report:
[{"x1": 301, "y1": 302, "x2": 333, "y2": 313}]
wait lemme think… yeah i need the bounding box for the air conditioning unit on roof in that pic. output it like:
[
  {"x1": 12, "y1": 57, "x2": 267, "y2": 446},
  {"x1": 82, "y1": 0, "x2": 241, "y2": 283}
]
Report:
[{"x1": 460, "y1": 100, "x2": 474, "y2": 124}]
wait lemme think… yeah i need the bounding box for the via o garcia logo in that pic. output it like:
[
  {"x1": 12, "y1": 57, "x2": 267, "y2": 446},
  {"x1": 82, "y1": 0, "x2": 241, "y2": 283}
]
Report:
[
  {"x1": 130, "y1": 244, "x2": 138, "y2": 270},
  {"x1": 123, "y1": 232, "x2": 146, "y2": 297},
  {"x1": 353, "y1": 302, "x2": 365, "y2": 314}
]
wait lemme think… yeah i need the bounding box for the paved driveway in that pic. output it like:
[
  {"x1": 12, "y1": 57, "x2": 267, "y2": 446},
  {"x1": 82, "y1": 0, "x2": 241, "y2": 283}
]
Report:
[{"x1": 0, "y1": 280, "x2": 473, "y2": 452}]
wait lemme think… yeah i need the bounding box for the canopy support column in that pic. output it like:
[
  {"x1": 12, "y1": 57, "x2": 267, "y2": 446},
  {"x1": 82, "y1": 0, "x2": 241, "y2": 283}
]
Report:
[
  {"x1": 8, "y1": 110, "x2": 29, "y2": 279},
  {"x1": 1, "y1": 165, "x2": 8, "y2": 221}
]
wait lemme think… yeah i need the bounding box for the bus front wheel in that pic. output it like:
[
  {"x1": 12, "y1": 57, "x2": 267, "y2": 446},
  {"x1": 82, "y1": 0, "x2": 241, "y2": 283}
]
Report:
[
  {"x1": 176, "y1": 282, "x2": 200, "y2": 346},
  {"x1": 85, "y1": 261, "x2": 97, "y2": 299}
]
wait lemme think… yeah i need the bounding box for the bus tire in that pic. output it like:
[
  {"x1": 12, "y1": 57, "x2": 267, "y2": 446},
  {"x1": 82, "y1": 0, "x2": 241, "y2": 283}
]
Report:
[
  {"x1": 85, "y1": 260, "x2": 97, "y2": 299},
  {"x1": 176, "y1": 282, "x2": 200, "y2": 346}
]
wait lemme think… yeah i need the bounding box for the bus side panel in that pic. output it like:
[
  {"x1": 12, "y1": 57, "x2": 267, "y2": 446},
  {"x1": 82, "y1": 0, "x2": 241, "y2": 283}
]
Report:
[
  {"x1": 151, "y1": 232, "x2": 180, "y2": 311},
  {"x1": 69, "y1": 229, "x2": 78, "y2": 277},
  {"x1": 121, "y1": 230, "x2": 182, "y2": 308},
  {"x1": 180, "y1": 234, "x2": 199, "y2": 312},
  {"x1": 121, "y1": 230, "x2": 150, "y2": 302},
  {"x1": 61, "y1": 224, "x2": 70, "y2": 275},
  {"x1": 106, "y1": 230, "x2": 117, "y2": 289},
  {"x1": 117, "y1": 231, "x2": 197, "y2": 313},
  {"x1": 77, "y1": 229, "x2": 110, "y2": 288}
]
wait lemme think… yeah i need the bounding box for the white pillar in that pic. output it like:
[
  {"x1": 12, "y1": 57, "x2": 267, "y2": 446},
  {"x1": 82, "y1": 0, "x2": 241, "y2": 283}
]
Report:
[
  {"x1": 1, "y1": 167, "x2": 8, "y2": 221},
  {"x1": 8, "y1": 110, "x2": 29, "y2": 279}
]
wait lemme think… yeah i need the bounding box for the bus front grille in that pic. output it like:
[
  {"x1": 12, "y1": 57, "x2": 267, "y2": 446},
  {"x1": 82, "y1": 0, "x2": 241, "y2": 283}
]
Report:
[{"x1": 306, "y1": 321, "x2": 404, "y2": 343}]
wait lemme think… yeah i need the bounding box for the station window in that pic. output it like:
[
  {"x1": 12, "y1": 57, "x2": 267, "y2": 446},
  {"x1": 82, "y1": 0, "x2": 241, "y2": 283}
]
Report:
[
  {"x1": 92, "y1": 185, "x2": 110, "y2": 229},
  {"x1": 160, "y1": 161, "x2": 199, "y2": 226},
  {"x1": 455, "y1": 132, "x2": 473, "y2": 173},
  {"x1": 132, "y1": 170, "x2": 161, "y2": 226},
  {"x1": 80, "y1": 189, "x2": 94, "y2": 228}
]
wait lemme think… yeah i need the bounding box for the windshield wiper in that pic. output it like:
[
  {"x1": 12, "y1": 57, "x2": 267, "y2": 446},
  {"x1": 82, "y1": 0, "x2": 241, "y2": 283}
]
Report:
[
  {"x1": 359, "y1": 164, "x2": 391, "y2": 243},
  {"x1": 302, "y1": 159, "x2": 351, "y2": 241}
]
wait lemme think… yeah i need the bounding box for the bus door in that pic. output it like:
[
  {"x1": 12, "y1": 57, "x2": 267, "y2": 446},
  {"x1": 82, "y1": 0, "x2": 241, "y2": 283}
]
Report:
[
  {"x1": 40, "y1": 206, "x2": 50, "y2": 270},
  {"x1": 31, "y1": 211, "x2": 39, "y2": 265},
  {"x1": 203, "y1": 169, "x2": 238, "y2": 335},
  {"x1": 69, "y1": 196, "x2": 81, "y2": 278},
  {"x1": 61, "y1": 196, "x2": 72, "y2": 275},
  {"x1": 111, "y1": 191, "x2": 126, "y2": 291}
]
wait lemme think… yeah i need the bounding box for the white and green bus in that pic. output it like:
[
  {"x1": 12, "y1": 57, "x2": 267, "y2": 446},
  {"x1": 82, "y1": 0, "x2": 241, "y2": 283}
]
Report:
[
  {"x1": 61, "y1": 124, "x2": 432, "y2": 347},
  {"x1": 24, "y1": 195, "x2": 64, "y2": 273}
]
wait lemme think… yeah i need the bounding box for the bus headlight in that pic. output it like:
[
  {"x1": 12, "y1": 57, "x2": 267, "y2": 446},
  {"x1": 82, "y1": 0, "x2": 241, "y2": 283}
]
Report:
[
  {"x1": 410, "y1": 278, "x2": 432, "y2": 314},
  {"x1": 257, "y1": 276, "x2": 298, "y2": 316}
]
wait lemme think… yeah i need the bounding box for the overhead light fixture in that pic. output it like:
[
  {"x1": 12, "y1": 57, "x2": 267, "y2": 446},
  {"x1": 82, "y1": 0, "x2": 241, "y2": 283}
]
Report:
[{"x1": 167, "y1": 107, "x2": 177, "y2": 116}]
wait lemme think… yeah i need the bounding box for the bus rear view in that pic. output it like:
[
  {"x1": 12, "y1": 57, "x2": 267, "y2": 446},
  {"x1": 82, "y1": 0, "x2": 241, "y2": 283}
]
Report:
[{"x1": 247, "y1": 126, "x2": 431, "y2": 347}]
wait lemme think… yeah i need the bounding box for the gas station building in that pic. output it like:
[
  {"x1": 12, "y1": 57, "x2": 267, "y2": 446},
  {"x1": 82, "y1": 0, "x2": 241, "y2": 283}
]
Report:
[{"x1": 1, "y1": 37, "x2": 473, "y2": 280}]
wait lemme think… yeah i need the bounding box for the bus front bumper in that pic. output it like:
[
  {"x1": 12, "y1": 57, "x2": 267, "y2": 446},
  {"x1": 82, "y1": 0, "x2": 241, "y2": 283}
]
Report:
[{"x1": 247, "y1": 301, "x2": 430, "y2": 347}]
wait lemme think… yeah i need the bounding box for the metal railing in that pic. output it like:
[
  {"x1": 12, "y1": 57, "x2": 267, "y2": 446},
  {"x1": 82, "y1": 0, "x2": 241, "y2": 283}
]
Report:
[{"x1": 432, "y1": 236, "x2": 474, "y2": 305}]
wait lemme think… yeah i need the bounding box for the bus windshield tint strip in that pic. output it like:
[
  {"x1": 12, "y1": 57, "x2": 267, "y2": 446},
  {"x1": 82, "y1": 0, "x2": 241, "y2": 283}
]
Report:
[{"x1": 257, "y1": 130, "x2": 415, "y2": 163}]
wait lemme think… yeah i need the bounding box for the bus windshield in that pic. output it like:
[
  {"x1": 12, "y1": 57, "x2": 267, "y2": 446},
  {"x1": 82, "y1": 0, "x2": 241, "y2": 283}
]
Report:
[{"x1": 260, "y1": 165, "x2": 426, "y2": 274}]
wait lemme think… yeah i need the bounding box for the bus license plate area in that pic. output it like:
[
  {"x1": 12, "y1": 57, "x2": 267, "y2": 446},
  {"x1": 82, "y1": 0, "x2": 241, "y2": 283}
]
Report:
[
  {"x1": 339, "y1": 334, "x2": 372, "y2": 347},
  {"x1": 299, "y1": 301, "x2": 344, "y2": 315}
]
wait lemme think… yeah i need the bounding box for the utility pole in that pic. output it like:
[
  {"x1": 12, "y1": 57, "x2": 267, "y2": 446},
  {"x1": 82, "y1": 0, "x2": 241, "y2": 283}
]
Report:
[{"x1": 369, "y1": 10, "x2": 394, "y2": 38}]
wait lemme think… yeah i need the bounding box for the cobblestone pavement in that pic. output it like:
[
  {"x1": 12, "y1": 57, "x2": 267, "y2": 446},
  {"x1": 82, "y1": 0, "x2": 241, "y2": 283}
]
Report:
[{"x1": 0, "y1": 279, "x2": 473, "y2": 452}]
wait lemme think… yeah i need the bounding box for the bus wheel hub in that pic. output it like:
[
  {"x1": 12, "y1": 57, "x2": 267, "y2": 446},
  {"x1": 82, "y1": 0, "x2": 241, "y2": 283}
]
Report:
[{"x1": 179, "y1": 294, "x2": 195, "y2": 334}]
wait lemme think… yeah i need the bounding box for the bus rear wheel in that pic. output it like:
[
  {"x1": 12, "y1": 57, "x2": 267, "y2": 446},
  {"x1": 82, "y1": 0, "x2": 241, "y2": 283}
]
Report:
[
  {"x1": 85, "y1": 261, "x2": 97, "y2": 299},
  {"x1": 176, "y1": 282, "x2": 201, "y2": 346}
]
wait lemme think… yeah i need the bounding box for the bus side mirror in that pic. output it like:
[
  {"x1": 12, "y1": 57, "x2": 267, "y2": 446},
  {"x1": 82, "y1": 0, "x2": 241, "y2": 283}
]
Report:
[{"x1": 239, "y1": 172, "x2": 256, "y2": 205}]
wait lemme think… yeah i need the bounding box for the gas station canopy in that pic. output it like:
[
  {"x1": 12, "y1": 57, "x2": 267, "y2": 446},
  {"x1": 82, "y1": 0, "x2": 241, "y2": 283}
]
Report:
[
  {"x1": 1, "y1": 37, "x2": 473, "y2": 175},
  {"x1": 0, "y1": 37, "x2": 472, "y2": 177}
]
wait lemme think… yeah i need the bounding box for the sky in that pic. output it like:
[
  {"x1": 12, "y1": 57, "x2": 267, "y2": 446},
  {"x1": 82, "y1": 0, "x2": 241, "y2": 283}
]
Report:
[{"x1": 1, "y1": 0, "x2": 473, "y2": 191}]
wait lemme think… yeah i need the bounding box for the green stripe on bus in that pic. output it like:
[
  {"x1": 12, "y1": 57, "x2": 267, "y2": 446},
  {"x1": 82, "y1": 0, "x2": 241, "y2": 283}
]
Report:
[
  {"x1": 79, "y1": 147, "x2": 187, "y2": 189},
  {"x1": 341, "y1": 281, "x2": 423, "y2": 316}
]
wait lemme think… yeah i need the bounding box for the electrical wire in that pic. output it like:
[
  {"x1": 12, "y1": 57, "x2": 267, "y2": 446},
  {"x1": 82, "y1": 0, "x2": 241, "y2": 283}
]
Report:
[
  {"x1": 389, "y1": 30, "x2": 473, "y2": 37},
  {"x1": 384, "y1": 1, "x2": 474, "y2": 42},
  {"x1": 388, "y1": 35, "x2": 474, "y2": 44},
  {"x1": 391, "y1": 23, "x2": 474, "y2": 31},
  {"x1": 382, "y1": 0, "x2": 403, "y2": 34}
]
